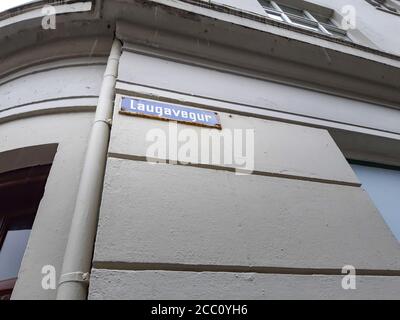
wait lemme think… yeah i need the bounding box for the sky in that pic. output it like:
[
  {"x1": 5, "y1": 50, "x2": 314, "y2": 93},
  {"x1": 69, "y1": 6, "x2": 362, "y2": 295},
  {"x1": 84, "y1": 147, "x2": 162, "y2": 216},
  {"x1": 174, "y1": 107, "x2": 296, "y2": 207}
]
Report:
[{"x1": 0, "y1": 0, "x2": 38, "y2": 13}]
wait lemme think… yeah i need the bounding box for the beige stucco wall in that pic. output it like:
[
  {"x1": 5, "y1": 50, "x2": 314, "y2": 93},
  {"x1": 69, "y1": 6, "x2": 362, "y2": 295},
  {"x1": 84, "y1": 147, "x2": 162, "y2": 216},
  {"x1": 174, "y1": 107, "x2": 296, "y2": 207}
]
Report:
[
  {"x1": 89, "y1": 88, "x2": 400, "y2": 299},
  {"x1": 86, "y1": 35, "x2": 400, "y2": 298},
  {"x1": 93, "y1": 156, "x2": 400, "y2": 270}
]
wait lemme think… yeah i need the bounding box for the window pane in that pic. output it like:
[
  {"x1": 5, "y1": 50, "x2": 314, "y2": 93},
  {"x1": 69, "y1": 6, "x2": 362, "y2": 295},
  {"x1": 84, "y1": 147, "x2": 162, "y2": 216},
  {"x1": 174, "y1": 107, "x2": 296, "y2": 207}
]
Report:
[
  {"x1": 279, "y1": 4, "x2": 306, "y2": 18},
  {"x1": 325, "y1": 26, "x2": 350, "y2": 40},
  {"x1": 290, "y1": 16, "x2": 320, "y2": 31},
  {"x1": 351, "y1": 163, "x2": 400, "y2": 241},
  {"x1": 313, "y1": 14, "x2": 335, "y2": 26},
  {"x1": 0, "y1": 229, "x2": 31, "y2": 281},
  {"x1": 265, "y1": 11, "x2": 285, "y2": 22},
  {"x1": 260, "y1": 0, "x2": 274, "y2": 10}
]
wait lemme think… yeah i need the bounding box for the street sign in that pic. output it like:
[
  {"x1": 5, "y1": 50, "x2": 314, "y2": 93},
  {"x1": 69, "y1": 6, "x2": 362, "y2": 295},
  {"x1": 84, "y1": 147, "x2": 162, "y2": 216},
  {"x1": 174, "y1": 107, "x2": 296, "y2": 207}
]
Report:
[{"x1": 120, "y1": 97, "x2": 221, "y2": 129}]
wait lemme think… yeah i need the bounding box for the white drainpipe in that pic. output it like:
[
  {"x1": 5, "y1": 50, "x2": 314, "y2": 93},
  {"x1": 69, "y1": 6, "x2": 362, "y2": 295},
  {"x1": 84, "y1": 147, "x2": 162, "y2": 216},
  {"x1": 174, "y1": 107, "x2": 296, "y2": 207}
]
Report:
[{"x1": 56, "y1": 38, "x2": 122, "y2": 300}]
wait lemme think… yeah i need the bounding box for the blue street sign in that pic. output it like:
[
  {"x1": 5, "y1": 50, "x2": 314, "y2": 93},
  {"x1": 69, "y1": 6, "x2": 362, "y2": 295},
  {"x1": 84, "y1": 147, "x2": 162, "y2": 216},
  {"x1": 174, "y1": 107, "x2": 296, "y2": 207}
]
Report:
[{"x1": 120, "y1": 97, "x2": 221, "y2": 129}]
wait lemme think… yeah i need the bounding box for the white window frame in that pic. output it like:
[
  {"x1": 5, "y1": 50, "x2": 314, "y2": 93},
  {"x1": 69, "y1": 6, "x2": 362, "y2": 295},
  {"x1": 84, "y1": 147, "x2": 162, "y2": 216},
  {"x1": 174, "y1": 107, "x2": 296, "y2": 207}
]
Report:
[
  {"x1": 261, "y1": 0, "x2": 350, "y2": 41},
  {"x1": 366, "y1": 0, "x2": 400, "y2": 15}
]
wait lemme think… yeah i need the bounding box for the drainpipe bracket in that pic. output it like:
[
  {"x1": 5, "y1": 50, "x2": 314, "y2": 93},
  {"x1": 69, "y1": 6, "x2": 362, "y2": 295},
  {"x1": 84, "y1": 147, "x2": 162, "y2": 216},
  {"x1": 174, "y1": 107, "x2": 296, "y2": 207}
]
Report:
[
  {"x1": 59, "y1": 272, "x2": 90, "y2": 287},
  {"x1": 94, "y1": 118, "x2": 112, "y2": 127}
]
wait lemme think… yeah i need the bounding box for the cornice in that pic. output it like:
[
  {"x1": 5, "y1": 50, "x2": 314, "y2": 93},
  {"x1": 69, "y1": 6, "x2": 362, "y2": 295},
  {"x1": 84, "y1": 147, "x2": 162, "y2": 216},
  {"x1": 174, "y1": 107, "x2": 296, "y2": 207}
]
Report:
[{"x1": 0, "y1": 0, "x2": 399, "y2": 109}]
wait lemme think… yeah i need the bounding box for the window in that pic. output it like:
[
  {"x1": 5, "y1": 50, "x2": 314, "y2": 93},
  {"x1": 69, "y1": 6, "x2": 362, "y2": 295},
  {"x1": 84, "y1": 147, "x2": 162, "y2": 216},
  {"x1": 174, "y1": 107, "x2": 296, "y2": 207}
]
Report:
[
  {"x1": 365, "y1": 0, "x2": 400, "y2": 15},
  {"x1": 350, "y1": 161, "x2": 400, "y2": 242},
  {"x1": 259, "y1": 0, "x2": 351, "y2": 41},
  {"x1": 0, "y1": 165, "x2": 51, "y2": 300}
]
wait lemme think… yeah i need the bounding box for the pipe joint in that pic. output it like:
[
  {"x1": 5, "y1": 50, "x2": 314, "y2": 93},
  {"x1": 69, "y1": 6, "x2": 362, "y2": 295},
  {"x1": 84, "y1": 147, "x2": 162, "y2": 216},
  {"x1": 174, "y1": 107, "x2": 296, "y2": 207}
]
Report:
[
  {"x1": 94, "y1": 118, "x2": 113, "y2": 127},
  {"x1": 59, "y1": 272, "x2": 90, "y2": 286}
]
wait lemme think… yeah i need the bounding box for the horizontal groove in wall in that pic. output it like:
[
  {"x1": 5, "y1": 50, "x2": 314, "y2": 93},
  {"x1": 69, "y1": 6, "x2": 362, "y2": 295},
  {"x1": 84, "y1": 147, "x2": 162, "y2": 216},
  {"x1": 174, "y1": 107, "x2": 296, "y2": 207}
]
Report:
[
  {"x1": 0, "y1": 95, "x2": 99, "y2": 114},
  {"x1": 92, "y1": 261, "x2": 400, "y2": 277},
  {"x1": 0, "y1": 60, "x2": 107, "y2": 87},
  {"x1": 0, "y1": 52, "x2": 108, "y2": 80},
  {"x1": 0, "y1": 100, "x2": 97, "y2": 124},
  {"x1": 108, "y1": 152, "x2": 361, "y2": 187}
]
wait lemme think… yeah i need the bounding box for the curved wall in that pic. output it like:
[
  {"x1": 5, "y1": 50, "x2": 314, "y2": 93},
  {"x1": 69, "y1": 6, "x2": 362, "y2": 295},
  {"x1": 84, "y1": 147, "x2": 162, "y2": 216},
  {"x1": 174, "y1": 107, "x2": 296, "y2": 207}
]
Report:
[{"x1": 0, "y1": 53, "x2": 108, "y2": 299}]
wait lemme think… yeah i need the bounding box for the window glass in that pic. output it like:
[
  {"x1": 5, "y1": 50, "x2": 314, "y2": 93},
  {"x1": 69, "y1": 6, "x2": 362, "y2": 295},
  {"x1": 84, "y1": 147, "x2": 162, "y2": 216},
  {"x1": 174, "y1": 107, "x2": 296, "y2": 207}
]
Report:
[
  {"x1": 290, "y1": 16, "x2": 319, "y2": 31},
  {"x1": 0, "y1": 230, "x2": 31, "y2": 281},
  {"x1": 351, "y1": 163, "x2": 400, "y2": 241},
  {"x1": 266, "y1": 11, "x2": 285, "y2": 22},
  {"x1": 260, "y1": 0, "x2": 275, "y2": 10},
  {"x1": 313, "y1": 14, "x2": 335, "y2": 26},
  {"x1": 325, "y1": 26, "x2": 350, "y2": 40},
  {"x1": 366, "y1": 0, "x2": 400, "y2": 13},
  {"x1": 279, "y1": 4, "x2": 306, "y2": 18}
]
